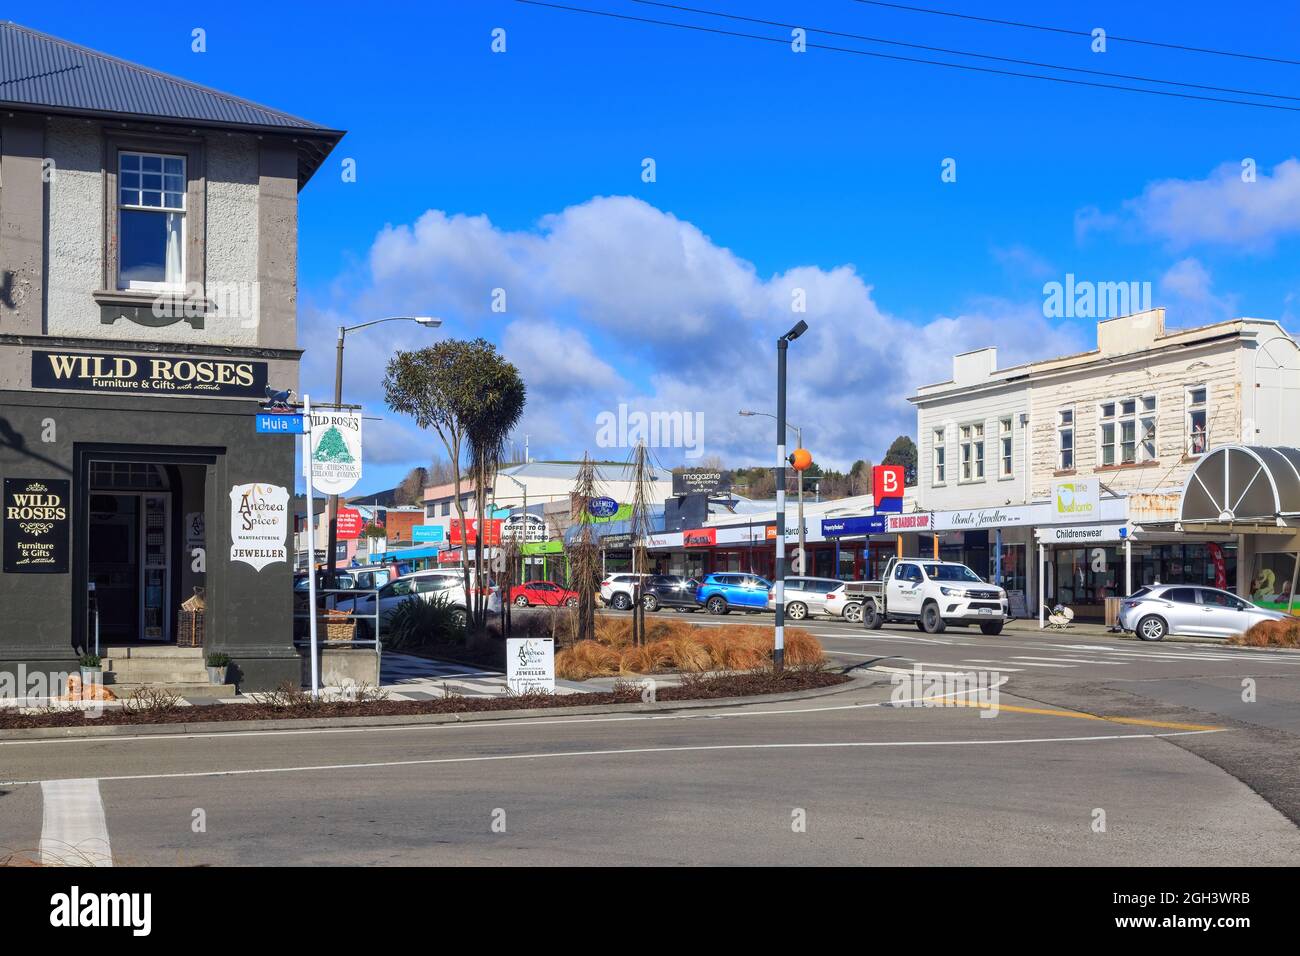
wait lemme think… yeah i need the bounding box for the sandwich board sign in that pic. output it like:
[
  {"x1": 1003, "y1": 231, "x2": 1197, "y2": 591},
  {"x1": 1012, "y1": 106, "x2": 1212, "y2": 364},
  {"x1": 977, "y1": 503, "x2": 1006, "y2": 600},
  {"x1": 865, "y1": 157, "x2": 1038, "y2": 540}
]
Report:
[
  {"x1": 309, "y1": 411, "x2": 363, "y2": 495},
  {"x1": 506, "y1": 638, "x2": 555, "y2": 695}
]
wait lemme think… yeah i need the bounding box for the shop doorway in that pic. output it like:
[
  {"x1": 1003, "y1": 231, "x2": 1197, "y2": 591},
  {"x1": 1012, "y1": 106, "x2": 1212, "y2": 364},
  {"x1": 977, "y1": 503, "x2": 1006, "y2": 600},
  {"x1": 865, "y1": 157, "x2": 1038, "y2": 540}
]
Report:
[{"x1": 87, "y1": 462, "x2": 173, "y2": 642}]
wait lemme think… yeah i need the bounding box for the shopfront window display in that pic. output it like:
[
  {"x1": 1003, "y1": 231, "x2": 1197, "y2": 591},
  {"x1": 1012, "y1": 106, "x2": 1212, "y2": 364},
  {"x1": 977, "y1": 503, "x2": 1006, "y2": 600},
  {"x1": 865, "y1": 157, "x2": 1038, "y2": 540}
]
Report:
[{"x1": 1250, "y1": 552, "x2": 1298, "y2": 615}]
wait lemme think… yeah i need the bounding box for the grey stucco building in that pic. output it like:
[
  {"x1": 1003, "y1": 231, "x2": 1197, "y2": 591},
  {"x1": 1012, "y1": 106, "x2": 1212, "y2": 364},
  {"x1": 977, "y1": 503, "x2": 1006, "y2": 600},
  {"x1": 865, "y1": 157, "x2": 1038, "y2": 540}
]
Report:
[{"x1": 0, "y1": 22, "x2": 343, "y2": 689}]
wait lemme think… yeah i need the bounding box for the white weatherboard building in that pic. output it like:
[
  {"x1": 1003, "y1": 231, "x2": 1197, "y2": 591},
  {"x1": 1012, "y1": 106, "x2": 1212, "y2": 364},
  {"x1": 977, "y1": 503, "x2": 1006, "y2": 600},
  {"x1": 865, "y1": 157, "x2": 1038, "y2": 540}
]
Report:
[{"x1": 910, "y1": 309, "x2": 1300, "y2": 620}]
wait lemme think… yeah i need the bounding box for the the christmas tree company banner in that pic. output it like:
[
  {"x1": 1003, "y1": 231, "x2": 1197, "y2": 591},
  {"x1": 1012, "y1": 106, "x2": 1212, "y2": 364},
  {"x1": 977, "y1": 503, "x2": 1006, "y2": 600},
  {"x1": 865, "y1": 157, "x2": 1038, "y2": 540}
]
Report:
[
  {"x1": 229, "y1": 483, "x2": 289, "y2": 570},
  {"x1": 309, "y1": 411, "x2": 363, "y2": 496}
]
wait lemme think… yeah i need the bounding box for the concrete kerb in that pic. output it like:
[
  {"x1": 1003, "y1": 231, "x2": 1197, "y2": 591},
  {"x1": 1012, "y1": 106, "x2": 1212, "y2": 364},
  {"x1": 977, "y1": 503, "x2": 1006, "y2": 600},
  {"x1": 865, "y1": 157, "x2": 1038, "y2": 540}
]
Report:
[{"x1": 0, "y1": 671, "x2": 886, "y2": 742}]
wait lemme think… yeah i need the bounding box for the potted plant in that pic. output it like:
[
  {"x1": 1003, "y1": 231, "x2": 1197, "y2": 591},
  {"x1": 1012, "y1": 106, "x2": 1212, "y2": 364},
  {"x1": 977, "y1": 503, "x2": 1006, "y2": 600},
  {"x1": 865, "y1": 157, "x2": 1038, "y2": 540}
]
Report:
[
  {"x1": 78, "y1": 653, "x2": 103, "y2": 693},
  {"x1": 206, "y1": 652, "x2": 231, "y2": 685}
]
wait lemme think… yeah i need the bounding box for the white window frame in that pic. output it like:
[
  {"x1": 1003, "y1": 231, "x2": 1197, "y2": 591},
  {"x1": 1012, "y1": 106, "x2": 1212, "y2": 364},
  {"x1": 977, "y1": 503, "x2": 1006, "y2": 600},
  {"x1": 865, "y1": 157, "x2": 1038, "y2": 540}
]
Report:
[
  {"x1": 959, "y1": 422, "x2": 985, "y2": 482},
  {"x1": 1057, "y1": 407, "x2": 1074, "y2": 471},
  {"x1": 932, "y1": 428, "x2": 946, "y2": 485},
  {"x1": 998, "y1": 417, "x2": 1013, "y2": 479},
  {"x1": 1186, "y1": 384, "x2": 1209, "y2": 456},
  {"x1": 1096, "y1": 395, "x2": 1157, "y2": 466},
  {"x1": 117, "y1": 149, "x2": 187, "y2": 293}
]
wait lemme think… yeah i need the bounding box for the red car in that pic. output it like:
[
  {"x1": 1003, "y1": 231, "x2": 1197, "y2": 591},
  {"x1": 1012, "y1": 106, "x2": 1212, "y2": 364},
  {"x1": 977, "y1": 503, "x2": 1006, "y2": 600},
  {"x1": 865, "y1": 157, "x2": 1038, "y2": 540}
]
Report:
[{"x1": 510, "y1": 581, "x2": 579, "y2": 607}]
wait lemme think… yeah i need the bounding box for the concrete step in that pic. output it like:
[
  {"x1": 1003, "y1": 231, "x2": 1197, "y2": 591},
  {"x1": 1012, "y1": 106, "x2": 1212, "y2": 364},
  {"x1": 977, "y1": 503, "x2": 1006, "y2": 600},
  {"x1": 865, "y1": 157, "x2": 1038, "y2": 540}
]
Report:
[
  {"x1": 102, "y1": 645, "x2": 204, "y2": 660},
  {"x1": 105, "y1": 661, "x2": 210, "y2": 683},
  {"x1": 108, "y1": 682, "x2": 236, "y2": 700}
]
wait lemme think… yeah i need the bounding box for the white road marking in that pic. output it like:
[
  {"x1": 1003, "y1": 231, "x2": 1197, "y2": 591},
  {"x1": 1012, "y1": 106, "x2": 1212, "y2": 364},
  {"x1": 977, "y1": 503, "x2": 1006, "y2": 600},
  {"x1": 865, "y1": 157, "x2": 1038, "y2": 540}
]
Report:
[
  {"x1": 40, "y1": 778, "x2": 112, "y2": 867},
  {"x1": 1, "y1": 729, "x2": 1225, "y2": 788},
  {"x1": 1013, "y1": 656, "x2": 1124, "y2": 665}
]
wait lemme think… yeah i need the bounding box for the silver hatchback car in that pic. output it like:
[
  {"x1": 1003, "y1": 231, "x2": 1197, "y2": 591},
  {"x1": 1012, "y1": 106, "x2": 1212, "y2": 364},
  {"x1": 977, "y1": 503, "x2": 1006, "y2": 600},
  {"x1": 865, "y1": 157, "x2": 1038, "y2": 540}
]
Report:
[{"x1": 1118, "y1": 584, "x2": 1286, "y2": 641}]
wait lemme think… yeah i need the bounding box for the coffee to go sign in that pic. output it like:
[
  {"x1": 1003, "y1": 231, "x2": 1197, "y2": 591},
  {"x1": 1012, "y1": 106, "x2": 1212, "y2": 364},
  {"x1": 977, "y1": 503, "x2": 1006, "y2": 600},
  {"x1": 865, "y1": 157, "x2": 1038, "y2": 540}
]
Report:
[{"x1": 32, "y1": 350, "x2": 268, "y2": 398}]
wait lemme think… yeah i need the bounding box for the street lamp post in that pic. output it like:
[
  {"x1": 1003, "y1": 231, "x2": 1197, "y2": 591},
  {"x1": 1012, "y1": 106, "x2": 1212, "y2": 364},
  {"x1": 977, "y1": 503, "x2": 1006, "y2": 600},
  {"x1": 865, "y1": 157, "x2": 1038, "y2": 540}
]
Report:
[
  {"x1": 325, "y1": 316, "x2": 441, "y2": 577},
  {"x1": 772, "y1": 320, "x2": 808, "y2": 671},
  {"x1": 739, "y1": 410, "x2": 806, "y2": 576}
]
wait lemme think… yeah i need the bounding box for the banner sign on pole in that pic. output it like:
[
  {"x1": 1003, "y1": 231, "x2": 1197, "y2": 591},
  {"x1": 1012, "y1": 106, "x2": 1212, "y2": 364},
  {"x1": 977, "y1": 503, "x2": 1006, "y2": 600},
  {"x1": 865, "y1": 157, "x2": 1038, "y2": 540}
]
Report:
[{"x1": 309, "y1": 411, "x2": 363, "y2": 495}]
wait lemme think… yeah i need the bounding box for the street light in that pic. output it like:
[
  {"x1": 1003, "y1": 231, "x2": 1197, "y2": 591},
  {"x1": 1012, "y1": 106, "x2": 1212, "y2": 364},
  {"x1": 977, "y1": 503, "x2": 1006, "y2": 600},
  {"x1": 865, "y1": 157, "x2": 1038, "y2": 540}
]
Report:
[
  {"x1": 325, "y1": 316, "x2": 442, "y2": 574},
  {"x1": 773, "y1": 319, "x2": 808, "y2": 671},
  {"x1": 739, "y1": 410, "x2": 807, "y2": 577}
]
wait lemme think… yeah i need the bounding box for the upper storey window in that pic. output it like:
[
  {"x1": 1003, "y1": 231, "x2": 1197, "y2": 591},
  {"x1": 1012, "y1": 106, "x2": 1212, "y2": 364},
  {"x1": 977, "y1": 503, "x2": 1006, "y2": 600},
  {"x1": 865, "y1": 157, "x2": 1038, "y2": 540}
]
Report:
[{"x1": 118, "y1": 151, "x2": 186, "y2": 291}]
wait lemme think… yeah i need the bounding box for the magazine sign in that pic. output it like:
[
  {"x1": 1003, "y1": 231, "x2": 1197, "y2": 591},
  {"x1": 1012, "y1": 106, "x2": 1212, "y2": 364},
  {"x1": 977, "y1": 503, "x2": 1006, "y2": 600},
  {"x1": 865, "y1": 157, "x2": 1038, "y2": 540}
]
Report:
[
  {"x1": 309, "y1": 411, "x2": 363, "y2": 495},
  {"x1": 3, "y1": 478, "x2": 70, "y2": 573},
  {"x1": 506, "y1": 638, "x2": 555, "y2": 694},
  {"x1": 229, "y1": 483, "x2": 290, "y2": 571}
]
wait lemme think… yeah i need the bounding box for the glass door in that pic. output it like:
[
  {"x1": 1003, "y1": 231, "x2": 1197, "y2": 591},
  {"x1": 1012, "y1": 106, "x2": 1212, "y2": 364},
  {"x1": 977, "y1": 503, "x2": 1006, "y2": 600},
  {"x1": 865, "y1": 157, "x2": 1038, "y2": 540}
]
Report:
[{"x1": 140, "y1": 494, "x2": 170, "y2": 641}]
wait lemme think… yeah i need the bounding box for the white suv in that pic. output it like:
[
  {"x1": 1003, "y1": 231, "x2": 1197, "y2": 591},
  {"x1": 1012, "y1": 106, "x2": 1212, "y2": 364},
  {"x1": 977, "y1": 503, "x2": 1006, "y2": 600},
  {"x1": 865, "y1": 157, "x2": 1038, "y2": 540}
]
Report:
[{"x1": 600, "y1": 573, "x2": 648, "y2": 610}]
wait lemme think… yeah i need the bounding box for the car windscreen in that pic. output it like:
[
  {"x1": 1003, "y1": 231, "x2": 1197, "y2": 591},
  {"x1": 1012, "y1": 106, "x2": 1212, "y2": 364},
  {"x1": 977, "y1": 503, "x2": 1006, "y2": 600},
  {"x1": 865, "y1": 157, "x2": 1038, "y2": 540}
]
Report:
[{"x1": 921, "y1": 564, "x2": 983, "y2": 583}]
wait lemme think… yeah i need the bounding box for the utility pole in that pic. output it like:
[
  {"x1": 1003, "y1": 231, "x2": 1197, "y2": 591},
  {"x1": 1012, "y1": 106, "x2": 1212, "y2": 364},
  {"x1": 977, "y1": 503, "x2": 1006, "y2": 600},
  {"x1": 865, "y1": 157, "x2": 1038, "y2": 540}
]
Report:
[{"x1": 773, "y1": 320, "x2": 808, "y2": 672}]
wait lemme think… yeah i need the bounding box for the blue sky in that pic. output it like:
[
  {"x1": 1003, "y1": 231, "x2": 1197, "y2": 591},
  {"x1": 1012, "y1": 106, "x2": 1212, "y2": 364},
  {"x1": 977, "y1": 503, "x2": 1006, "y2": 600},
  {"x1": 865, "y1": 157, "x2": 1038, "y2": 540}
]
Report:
[{"x1": 24, "y1": 0, "x2": 1300, "y2": 492}]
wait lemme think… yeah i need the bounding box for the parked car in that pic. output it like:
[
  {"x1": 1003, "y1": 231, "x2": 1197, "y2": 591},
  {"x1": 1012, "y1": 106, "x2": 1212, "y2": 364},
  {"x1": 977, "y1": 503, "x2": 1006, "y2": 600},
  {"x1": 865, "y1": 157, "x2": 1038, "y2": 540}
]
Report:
[
  {"x1": 510, "y1": 580, "x2": 579, "y2": 607},
  {"x1": 1118, "y1": 584, "x2": 1286, "y2": 641},
  {"x1": 600, "y1": 573, "x2": 649, "y2": 610},
  {"x1": 845, "y1": 557, "x2": 1008, "y2": 634},
  {"x1": 696, "y1": 573, "x2": 772, "y2": 615},
  {"x1": 336, "y1": 569, "x2": 501, "y2": 637},
  {"x1": 821, "y1": 584, "x2": 864, "y2": 623},
  {"x1": 641, "y1": 575, "x2": 701, "y2": 612},
  {"x1": 350, "y1": 565, "x2": 396, "y2": 591},
  {"x1": 764, "y1": 576, "x2": 848, "y2": 620}
]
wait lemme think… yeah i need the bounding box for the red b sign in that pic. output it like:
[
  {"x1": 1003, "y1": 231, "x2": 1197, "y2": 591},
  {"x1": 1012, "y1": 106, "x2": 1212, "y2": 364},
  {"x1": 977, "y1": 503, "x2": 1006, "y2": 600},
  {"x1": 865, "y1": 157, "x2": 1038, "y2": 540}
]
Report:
[{"x1": 873, "y1": 465, "x2": 904, "y2": 500}]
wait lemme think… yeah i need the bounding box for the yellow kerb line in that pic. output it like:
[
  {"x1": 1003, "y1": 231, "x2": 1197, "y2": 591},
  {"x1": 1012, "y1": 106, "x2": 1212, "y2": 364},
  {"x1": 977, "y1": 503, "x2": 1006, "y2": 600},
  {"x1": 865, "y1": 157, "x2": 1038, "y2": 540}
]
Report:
[{"x1": 941, "y1": 697, "x2": 1223, "y2": 732}]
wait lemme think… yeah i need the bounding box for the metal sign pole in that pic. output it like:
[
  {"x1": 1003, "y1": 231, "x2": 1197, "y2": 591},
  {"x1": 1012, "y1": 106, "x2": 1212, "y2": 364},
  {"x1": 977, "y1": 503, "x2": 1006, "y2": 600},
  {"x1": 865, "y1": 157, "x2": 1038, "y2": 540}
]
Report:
[{"x1": 303, "y1": 393, "x2": 320, "y2": 697}]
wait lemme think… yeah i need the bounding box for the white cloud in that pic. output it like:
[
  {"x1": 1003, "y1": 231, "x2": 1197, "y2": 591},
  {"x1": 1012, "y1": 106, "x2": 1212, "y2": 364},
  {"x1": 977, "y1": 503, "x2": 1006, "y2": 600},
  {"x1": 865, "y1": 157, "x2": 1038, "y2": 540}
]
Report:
[
  {"x1": 1158, "y1": 257, "x2": 1238, "y2": 326},
  {"x1": 1081, "y1": 158, "x2": 1300, "y2": 250},
  {"x1": 300, "y1": 196, "x2": 1090, "y2": 472}
]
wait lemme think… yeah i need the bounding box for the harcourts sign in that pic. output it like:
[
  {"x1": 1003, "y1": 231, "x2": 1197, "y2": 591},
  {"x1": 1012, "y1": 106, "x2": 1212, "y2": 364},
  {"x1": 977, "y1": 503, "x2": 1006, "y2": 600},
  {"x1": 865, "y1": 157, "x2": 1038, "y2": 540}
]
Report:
[{"x1": 1052, "y1": 478, "x2": 1098, "y2": 521}]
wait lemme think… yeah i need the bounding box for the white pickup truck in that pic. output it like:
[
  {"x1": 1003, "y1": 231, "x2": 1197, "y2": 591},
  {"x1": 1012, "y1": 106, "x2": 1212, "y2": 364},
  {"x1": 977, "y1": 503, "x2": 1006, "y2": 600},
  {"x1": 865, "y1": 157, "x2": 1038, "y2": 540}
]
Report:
[{"x1": 843, "y1": 556, "x2": 1009, "y2": 635}]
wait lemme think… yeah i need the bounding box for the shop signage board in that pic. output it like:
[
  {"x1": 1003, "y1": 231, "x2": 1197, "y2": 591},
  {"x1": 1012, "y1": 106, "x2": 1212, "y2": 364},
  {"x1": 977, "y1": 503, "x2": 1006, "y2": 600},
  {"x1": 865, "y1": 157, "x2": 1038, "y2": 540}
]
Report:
[
  {"x1": 683, "y1": 527, "x2": 717, "y2": 547},
  {"x1": 184, "y1": 511, "x2": 205, "y2": 547},
  {"x1": 1052, "y1": 478, "x2": 1099, "y2": 521},
  {"x1": 886, "y1": 513, "x2": 932, "y2": 533},
  {"x1": 1036, "y1": 524, "x2": 1127, "y2": 544},
  {"x1": 31, "y1": 350, "x2": 268, "y2": 397},
  {"x1": 449, "y1": 519, "x2": 502, "y2": 546},
  {"x1": 229, "y1": 483, "x2": 289, "y2": 570},
  {"x1": 672, "y1": 470, "x2": 730, "y2": 496},
  {"x1": 936, "y1": 505, "x2": 1040, "y2": 531},
  {"x1": 3, "y1": 478, "x2": 70, "y2": 573},
  {"x1": 587, "y1": 496, "x2": 620, "y2": 518},
  {"x1": 821, "y1": 515, "x2": 887, "y2": 537},
  {"x1": 336, "y1": 507, "x2": 363, "y2": 540},
  {"x1": 1008, "y1": 590, "x2": 1029, "y2": 618},
  {"x1": 308, "y1": 411, "x2": 363, "y2": 495},
  {"x1": 256, "y1": 413, "x2": 304, "y2": 434},
  {"x1": 600, "y1": 532, "x2": 634, "y2": 549},
  {"x1": 506, "y1": 638, "x2": 555, "y2": 694},
  {"x1": 412, "y1": 524, "x2": 445, "y2": 543}
]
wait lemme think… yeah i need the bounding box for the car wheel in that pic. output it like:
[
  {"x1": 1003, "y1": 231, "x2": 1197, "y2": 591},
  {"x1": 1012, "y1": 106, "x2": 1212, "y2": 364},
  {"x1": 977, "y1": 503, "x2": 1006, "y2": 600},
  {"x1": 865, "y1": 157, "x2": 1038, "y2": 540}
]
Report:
[
  {"x1": 844, "y1": 603, "x2": 863, "y2": 624},
  {"x1": 565, "y1": 597, "x2": 578, "y2": 608},
  {"x1": 786, "y1": 601, "x2": 808, "y2": 621},
  {"x1": 450, "y1": 607, "x2": 468, "y2": 629},
  {"x1": 514, "y1": 595, "x2": 529, "y2": 607},
  {"x1": 643, "y1": 594, "x2": 660, "y2": 612},
  {"x1": 1137, "y1": 614, "x2": 1167, "y2": 642},
  {"x1": 922, "y1": 602, "x2": 947, "y2": 634},
  {"x1": 915, "y1": 620, "x2": 927, "y2": 632},
  {"x1": 706, "y1": 595, "x2": 729, "y2": 615},
  {"x1": 862, "y1": 602, "x2": 884, "y2": 630},
  {"x1": 979, "y1": 621, "x2": 1004, "y2": 636},
  {"x1": 611, "y1": 593, "x2": 632, "y2": 611}
]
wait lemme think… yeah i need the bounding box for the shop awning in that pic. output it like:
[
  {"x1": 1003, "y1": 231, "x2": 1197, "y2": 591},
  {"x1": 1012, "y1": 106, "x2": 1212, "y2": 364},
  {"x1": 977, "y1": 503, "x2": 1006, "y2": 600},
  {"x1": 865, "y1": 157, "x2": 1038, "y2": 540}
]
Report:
[{"x1": 1179, "y1": 446, "x2": 1300, "y2": 525}]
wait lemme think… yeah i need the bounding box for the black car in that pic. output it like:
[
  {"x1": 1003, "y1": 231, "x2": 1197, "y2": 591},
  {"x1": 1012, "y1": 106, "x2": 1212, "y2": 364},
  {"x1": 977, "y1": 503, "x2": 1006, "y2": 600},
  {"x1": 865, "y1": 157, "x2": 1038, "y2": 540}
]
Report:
[{"x1": 642, "y1": 574, "x2": 701, "y2": 612}]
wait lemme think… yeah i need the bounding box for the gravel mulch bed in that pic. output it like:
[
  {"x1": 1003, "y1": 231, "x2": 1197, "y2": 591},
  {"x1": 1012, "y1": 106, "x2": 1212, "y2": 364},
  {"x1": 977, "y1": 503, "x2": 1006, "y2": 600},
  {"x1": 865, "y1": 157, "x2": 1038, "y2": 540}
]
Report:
[{"x1": 0, "y1": 669, "x2": 848, "y2": 730}]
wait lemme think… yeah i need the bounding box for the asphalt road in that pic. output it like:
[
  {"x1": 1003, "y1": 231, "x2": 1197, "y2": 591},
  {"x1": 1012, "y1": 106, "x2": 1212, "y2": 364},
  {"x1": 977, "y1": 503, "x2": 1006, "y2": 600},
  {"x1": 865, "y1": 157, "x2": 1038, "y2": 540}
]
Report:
[{"x1": 3, "y1": 616, "x2": 1299, "y2": 866}]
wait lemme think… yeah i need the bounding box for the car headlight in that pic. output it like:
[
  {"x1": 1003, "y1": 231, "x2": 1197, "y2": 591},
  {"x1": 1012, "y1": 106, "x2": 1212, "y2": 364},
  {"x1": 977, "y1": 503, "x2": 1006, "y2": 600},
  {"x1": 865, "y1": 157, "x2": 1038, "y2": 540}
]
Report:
[{"x1": 940, "y1": 587, "x2": 967, "y2": 597}]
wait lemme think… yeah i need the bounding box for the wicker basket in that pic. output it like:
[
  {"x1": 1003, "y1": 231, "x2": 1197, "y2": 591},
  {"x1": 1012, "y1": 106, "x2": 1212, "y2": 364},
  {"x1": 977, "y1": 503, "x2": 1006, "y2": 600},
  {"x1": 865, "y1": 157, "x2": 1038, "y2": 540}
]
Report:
[
  {"x1": 177, "y1": 588, "x2": 206, "y2": 647},
  {"x1": 320, "y1": 608, "x2": 356, "y2": 642}
]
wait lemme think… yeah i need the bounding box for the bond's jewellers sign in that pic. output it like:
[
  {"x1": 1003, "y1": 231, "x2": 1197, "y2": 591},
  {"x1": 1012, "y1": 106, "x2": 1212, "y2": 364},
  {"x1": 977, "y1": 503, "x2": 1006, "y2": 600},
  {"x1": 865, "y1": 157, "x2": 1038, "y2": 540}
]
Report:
[
  {"x1": 3, "y1": 478, "x2": 70, "y2": 573},
  {"x1": 31, "y1": 351, "x2": 268, "y2": 398}
]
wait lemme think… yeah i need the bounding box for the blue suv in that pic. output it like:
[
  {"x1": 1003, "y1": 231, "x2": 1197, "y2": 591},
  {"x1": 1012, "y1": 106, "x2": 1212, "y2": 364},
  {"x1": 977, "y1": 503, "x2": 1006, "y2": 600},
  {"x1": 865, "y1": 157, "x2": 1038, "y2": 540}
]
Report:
[{"x1": 696, "y1": 573, "x2": 772, "y2": 615}]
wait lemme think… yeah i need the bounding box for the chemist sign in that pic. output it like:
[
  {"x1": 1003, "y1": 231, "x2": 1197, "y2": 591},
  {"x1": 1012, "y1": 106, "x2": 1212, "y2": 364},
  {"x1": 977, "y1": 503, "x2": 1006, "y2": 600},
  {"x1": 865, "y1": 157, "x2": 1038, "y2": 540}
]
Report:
[
  {"x1": 309, "y1": 411, "x2": 363, "y2": 496},
  {"x1": 506, "y1": 638, "x2": 555, "y2": 695}
]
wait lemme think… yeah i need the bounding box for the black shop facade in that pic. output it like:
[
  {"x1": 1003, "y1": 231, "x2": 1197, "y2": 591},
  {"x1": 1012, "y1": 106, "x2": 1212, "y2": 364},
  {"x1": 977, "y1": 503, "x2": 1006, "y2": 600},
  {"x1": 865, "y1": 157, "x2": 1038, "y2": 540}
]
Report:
[{"x1": 0, "y1": 340, "x2": 303, "y2": 690}]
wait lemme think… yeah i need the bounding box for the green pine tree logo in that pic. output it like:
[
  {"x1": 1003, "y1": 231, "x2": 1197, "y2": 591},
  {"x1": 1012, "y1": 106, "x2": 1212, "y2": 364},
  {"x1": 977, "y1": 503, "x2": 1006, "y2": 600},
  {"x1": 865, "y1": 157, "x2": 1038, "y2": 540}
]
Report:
[{"x1": 313, "y1": 425, "x2": 354, "y2": 464}]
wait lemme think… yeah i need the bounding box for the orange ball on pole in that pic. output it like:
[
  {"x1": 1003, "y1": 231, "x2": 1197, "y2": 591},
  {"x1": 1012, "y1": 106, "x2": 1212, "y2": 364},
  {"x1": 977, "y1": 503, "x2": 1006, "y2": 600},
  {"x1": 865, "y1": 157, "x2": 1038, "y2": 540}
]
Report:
[{"x1": 789, "y1": 448, "x2": 813, "y2": 472}]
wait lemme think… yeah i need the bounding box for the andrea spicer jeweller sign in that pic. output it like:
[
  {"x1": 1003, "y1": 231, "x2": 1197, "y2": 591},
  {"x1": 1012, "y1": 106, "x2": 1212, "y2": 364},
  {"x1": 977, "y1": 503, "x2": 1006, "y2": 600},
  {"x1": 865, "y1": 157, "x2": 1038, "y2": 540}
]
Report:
[
  {"x1": 3, "y1": 478, "x2": 70, "y2": 573},
  {"x1": 31, "y1": 350, "x2": 268, "y2": 398},
  {"x1": 229, "y1": 483, "x2": 289, "y2": 570}
]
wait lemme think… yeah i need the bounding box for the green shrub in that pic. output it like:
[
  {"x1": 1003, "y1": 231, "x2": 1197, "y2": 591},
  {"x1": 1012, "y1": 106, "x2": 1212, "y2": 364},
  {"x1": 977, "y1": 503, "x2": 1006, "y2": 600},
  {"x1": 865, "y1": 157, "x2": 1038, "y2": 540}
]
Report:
[
  {"x1": 206, "y1": 652, "x2": 232, "y2": 667},
  {"x1": 381, "y1": 595, "x2": 467, "y2": 651},
  {"x1": 78, "y1": 653, "x2": 102, "y2": 668}
]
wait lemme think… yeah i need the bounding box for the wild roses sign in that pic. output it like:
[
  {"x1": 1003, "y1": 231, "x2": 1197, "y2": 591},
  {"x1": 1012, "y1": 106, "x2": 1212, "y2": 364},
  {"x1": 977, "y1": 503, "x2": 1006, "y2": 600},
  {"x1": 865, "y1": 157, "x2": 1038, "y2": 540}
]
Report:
[
  {"x1": 309, "y1": 411, "x2": 362, "y2": 496},
  {"x1": 3, "y1": 478, "x2": 70, "y2": 573},
  {"x1": 229, "y1": 483, "x2": 289, "y2": 571}
]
